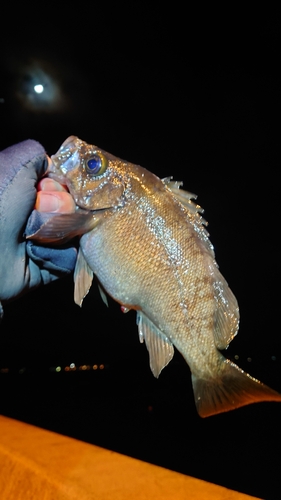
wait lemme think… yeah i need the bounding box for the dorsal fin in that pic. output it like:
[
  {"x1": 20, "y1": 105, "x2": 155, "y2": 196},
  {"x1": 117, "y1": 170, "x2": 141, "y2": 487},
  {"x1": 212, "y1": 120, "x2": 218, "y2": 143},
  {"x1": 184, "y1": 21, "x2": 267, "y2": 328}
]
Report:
[
  {"x1": 162, "y1": 177, "x2": 198, "y2": 203},
  {"x1": 162, "y1": 177, "x2": 214, "y2": 257},
  {"x1": 212, "y1": 271, "x2": 240, "y2": 349},
  {"x1": 164, "y1": 176, "x2": 239, "y2": 349},
  {"x1": 136, "y1": 311, "x2": 174, "y2": 377}
]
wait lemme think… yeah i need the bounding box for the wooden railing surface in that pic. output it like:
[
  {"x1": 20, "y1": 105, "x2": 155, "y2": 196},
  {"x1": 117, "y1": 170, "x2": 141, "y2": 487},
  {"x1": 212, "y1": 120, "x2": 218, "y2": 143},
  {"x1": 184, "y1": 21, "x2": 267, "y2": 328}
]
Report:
[{"x1": 0, "y1": 415, "x2": 260, "y2": 499}]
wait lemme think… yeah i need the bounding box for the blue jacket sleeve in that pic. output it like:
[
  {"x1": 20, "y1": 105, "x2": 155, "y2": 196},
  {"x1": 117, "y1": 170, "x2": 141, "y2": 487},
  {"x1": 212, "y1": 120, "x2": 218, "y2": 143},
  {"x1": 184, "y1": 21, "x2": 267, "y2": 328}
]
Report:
[{"x1": 0, "y1": 140, "x2": 76, "y2": 319}]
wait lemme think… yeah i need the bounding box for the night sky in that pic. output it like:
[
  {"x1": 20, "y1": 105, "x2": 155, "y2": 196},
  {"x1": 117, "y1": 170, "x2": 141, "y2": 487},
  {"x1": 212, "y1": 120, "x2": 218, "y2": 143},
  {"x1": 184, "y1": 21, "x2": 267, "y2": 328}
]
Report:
[{"x1": 0, "y1": 7, "x2": 280, "y2": 499}]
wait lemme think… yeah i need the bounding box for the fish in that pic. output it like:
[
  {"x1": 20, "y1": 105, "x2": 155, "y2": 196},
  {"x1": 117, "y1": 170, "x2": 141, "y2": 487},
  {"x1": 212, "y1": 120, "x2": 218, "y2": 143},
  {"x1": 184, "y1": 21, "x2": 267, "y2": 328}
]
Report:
[{"x1": 28, "y1": 135, "x2": 281, "y2": 417}]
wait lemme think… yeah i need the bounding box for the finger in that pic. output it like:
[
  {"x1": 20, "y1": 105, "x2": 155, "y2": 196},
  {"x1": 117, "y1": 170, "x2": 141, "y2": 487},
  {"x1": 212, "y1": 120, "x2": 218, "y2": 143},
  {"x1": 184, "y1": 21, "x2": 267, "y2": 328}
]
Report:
[
  {"x1": 35, "y1": 191, "x2": 76, "y2": 213},
  {"x1": 37, "y1": 178, "x2": 69, "y2": 192},
  {"x1": 46, "y1": 155, "x2": 53, "y2": 172}
]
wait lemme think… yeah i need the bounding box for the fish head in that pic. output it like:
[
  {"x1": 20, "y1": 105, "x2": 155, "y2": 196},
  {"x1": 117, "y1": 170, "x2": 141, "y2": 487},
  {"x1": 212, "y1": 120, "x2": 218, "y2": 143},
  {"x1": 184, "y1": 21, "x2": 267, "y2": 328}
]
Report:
[{"x1": 49, "y1": 136, "x2": 126, "y2": 210}]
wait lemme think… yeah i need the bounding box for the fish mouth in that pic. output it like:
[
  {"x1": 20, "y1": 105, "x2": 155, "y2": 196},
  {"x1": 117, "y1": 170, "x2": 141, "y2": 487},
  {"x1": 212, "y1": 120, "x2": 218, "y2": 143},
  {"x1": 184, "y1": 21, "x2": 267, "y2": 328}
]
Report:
[
  {"x1": 49, "y1": 136, "x2": 82, "y2": 179},
  {"x1": 60, "y1": 135, "x2": 80, "y2": 149},
  {"x1": 53, "y1": 135, "x2": 82, "y2": 159}
]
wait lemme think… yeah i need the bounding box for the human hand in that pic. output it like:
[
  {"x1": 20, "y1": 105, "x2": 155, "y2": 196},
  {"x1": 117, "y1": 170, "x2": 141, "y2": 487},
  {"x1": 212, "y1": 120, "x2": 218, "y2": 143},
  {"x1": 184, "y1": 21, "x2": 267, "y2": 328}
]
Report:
[{"x1": 0, "y1": 140, "x2": 77, "y2": 318}]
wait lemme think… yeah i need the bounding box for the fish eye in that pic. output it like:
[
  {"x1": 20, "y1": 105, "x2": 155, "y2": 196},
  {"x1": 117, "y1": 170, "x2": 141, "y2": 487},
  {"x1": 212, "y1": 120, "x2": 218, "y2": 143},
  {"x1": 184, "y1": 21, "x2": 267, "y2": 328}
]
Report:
[{"x1": 85, "y1": 152, "x2": 108, "y2": 176}]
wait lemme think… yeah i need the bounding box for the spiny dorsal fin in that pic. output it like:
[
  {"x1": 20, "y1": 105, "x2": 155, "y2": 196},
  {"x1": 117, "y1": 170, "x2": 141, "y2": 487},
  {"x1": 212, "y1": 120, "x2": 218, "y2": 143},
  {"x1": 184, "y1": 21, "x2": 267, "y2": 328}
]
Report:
[
  {"x1": 136, "y1": 311, "x2": 174, "y2": 377},
  {"x1": 162, "y1": 177, "x2": 214, "y2": 257},
  {"x1": 74, "y1": 248, "x2": 94, "y2": 306},
  {"x1": 162, "y1": 177, "x2": 198, "y2": 204}
]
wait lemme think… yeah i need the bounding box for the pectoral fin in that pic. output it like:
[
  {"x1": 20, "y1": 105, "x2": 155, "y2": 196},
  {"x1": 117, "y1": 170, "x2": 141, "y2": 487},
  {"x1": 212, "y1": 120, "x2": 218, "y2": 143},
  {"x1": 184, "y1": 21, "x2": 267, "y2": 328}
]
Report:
[
  {"x1": 26, "y1": 212, "x2": 101, "y2": 244},
  {"x1": 136, "y1": 311, "x2": 174, "y2": 377},
  {"x1": 74, "y1": 248, "x2": 94, "y2": 306}
]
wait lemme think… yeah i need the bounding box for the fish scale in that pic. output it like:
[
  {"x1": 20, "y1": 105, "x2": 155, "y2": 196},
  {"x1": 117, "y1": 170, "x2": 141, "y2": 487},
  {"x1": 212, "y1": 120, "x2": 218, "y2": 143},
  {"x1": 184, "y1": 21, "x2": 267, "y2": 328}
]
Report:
[{"x1": 28, "y1": 135, "x2": 281, "y2": 417}]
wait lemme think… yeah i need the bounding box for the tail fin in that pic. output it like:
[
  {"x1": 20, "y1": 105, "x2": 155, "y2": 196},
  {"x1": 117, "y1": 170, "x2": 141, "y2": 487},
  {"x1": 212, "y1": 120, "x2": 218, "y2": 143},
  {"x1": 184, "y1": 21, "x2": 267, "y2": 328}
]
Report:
[{"x1": 192, "y1": 357, "x2": 281, "y2": 418}]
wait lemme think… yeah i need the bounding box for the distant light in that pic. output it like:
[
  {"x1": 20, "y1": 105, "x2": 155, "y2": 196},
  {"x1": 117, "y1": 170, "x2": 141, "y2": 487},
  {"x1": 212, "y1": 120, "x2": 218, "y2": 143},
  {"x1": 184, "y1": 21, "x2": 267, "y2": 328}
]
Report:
[
  {"x1": 271, "y1": 356, "x2": 277, "y2": 361},
  {"x1": 70, "y1": 363, "x2": 75, "y2": 369},
  {"x1": 34, "y1": 84, "x2": 44, "y2": 94},
  {"x1": 247, "y1": 357, "x2": 252, "y2": 362},
  {"x1": 17, "y1": 64, "x2": 65, "y2": 112},
  {"x1": 234, "y1": 354, "x2": 239, "y2": 360},
  {"x1": 56, "y1": 366, "x2": 61, "y2": 372}
]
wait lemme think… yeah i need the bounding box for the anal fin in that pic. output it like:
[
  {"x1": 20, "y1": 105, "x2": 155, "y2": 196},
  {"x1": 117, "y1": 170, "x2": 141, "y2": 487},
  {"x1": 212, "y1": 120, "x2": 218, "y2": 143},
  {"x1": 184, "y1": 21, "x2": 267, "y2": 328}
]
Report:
[{"x1": 136, "y1": 311, "x2": 174, "y2": 377}]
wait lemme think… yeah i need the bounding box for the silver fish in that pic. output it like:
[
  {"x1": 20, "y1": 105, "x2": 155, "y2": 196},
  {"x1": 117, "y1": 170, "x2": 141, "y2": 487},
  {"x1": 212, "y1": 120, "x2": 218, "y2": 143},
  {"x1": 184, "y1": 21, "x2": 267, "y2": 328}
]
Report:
[{"x1": 29, "y1": 136, "x2": 281, "y2": 417}]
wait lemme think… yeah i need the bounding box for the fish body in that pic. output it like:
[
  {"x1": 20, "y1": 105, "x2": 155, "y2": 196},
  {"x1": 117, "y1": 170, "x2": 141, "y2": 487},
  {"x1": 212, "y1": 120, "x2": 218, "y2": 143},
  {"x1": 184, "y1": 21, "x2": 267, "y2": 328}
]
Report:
[{"x1": 31, "y1": 136, "x2": 281, "y2": 417}]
